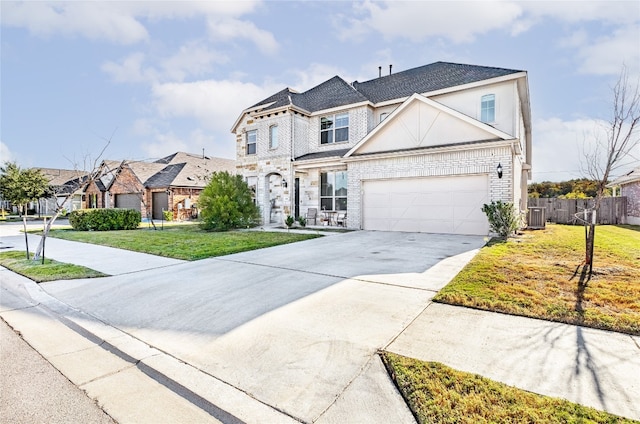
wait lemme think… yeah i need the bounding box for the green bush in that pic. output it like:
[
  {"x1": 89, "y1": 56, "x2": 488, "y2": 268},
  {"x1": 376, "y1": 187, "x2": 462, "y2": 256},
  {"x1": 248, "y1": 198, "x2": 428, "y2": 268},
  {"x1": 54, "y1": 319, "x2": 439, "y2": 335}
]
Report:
[
  {"x1": 199, "y1": 171, "x2": 260, "y2": 231},
  {"x1": 297, "y1": 216, "x2": 307, "y2": 227},
  {"x1": 69, "y1": 208, "x2": 141, "y2": 231},
  {"x1": 285, "y1": 215, "x2": 295, "y2": 228},
  {"x1": 481, "y1": 201, "x2": 519, "y2": 237},
  {"x1": 163, "y1": 210, "x2": 173, "y2": 221}
]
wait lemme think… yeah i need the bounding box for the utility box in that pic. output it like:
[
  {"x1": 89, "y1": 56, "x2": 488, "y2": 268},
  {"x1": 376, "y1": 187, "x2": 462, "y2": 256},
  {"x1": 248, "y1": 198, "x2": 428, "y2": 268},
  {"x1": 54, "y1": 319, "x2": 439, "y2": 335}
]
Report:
[{"x1": 528, "y1": 207, "x2": 546, "y2": 229}]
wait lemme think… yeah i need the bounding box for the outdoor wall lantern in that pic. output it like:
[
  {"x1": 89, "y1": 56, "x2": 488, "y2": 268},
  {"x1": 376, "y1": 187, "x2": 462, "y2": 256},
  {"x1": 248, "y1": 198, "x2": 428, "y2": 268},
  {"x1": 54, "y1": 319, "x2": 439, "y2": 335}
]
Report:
[
  {"x1": 497, "y1": 163, "x2": 503, "y2": 179},
  {"x1": 282, "y1": 179, "x2": 288, "y2": 188}
]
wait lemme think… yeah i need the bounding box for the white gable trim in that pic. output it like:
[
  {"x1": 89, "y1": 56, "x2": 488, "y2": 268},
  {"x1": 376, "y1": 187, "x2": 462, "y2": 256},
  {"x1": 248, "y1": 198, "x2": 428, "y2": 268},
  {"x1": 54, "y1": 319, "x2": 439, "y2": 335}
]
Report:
[
  {"x1": 344, "y1": 93, "x2": 513, "y2": 158},
  {"x1": 344, "y1": 139, "x2": 518, "y2": 162}
]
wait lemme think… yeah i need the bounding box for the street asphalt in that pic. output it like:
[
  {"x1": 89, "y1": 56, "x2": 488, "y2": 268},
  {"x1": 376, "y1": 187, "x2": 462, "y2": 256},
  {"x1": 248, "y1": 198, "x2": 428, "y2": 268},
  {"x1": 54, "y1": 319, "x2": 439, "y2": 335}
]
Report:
[{"x1": 1, "y1": 221, "x2": 639, "y2": 423}]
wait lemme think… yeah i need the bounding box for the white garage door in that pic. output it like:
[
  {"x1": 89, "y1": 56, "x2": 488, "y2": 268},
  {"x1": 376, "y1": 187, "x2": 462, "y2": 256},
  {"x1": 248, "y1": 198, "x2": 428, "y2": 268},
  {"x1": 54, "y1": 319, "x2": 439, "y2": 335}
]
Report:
[{"x1": 362, "y1": 175, "x2": 489, "y2": 235}]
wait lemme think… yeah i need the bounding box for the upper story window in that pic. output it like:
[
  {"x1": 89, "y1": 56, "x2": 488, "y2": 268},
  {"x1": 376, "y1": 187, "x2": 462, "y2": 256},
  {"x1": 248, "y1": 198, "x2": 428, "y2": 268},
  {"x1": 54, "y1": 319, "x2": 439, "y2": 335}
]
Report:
[
  {"x1": 481, "y1": 94, "x2": 495, "y2": 123},
  {"x1": 269, "y1": 125, "x2": 278, "y2": 149},
  {"x1": 246, "y1": 130, "x2": 257, "y2": 155},
  {"x1": 320, "y1": 113, "x2": 349, "y2": 144},
  {"x1": 380, "y1": 112, "x2": 389, "y2": 123}
]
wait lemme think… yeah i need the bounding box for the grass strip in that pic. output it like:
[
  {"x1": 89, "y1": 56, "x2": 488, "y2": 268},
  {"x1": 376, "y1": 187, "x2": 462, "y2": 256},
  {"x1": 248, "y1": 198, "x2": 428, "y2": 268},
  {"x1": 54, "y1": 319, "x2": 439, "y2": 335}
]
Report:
[
  {"x1": 45, "y1": 226, "x2": 321, "y2": 260},
  {"x1": 381, "y1": 352, "x2": 636, "y2": 424},
  {"x1": 0, "y1": 251, "x2": 107, "y2": 282},
  {"x1": 434, "y1": 224, "x2": 640, "y2": 335}
]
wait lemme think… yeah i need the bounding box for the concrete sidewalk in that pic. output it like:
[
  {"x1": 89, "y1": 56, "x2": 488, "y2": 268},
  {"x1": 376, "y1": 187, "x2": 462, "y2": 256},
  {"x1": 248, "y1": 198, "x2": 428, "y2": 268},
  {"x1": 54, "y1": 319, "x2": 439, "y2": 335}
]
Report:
[
  {"x1": 387, "y1": 302, "x2": 640, "y2": 421},
  {"x1": 0, "y1": 222, "x2": 184, "y2": 275}
]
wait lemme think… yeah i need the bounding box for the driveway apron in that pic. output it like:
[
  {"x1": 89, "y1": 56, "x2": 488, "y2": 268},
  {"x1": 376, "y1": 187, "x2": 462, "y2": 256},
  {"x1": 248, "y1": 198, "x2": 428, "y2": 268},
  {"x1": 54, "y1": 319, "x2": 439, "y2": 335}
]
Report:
[{"x1": 42, "y1": 231, "x2": 486, "y2": 422}]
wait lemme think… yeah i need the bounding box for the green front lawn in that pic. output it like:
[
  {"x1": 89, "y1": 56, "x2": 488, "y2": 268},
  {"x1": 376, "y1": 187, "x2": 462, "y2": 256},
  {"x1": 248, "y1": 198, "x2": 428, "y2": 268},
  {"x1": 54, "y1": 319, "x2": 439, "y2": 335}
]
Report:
[
  {"x1": 0, "y1": 251, "x2": 107, "y2": 282},
  {"x1": 45, "y1": 226, "x2": 321, "y2": 260},
  {"x1": 381, "y1": 352, "x2": 635, "y2": 424},
  {"x1": 434, "y1": 224, "x2": 640, "y2": 335}
]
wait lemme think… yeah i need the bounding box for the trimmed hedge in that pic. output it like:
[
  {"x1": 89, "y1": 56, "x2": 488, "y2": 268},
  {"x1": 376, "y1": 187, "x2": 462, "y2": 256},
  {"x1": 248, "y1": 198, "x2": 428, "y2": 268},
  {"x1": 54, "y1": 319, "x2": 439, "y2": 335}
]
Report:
[{"x1": 69, "y1": 208, "x2": 141, "y2": 231}]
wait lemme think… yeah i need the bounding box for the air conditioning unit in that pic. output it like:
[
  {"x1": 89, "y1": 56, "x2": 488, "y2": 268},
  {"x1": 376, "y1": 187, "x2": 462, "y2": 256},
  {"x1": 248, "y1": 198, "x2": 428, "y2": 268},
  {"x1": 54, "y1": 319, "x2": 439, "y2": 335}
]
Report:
[{"x1": 528, "y1": 207, "x2": 546, "y2": 229}]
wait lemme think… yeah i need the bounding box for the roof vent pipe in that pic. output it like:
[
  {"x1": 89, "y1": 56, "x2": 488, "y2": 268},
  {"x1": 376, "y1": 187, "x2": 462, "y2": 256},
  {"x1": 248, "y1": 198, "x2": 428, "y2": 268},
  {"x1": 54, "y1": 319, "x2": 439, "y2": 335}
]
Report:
[
  {"x1": 202, "y1": 148, "x2": 205, "y2": 159},
  {"x1": 378, "y1": 66, "x2": 381, "y2": 78},
  {"x1": 389, "y1": 64, "x2": 392, "y2": 75}
]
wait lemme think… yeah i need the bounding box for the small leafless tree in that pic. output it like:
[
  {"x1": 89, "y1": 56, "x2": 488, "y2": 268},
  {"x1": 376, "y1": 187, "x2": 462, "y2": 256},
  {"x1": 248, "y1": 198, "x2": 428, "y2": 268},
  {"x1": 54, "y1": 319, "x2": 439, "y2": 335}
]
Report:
[
  {"x1": 32, "y1": 134, "x2": 113, "y2": 261},
  {"x1": 581, "y1": 65, "x2": 640, "y2": 273}
]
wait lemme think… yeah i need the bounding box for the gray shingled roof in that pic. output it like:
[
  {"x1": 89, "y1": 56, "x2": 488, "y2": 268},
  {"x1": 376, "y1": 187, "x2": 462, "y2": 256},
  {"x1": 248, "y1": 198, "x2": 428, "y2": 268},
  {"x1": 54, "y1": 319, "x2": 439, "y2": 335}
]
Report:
[
  {"x1": 293, "y1": 76, "x2": 369, "y2": 112},
  {"x1": 251, "y1": 61, "x2": 522, "y2": 115},
  {"x1": 352, "y1": 62, "x2": 522, "y2": 104},
  {"x1": 252, "y1": 76, "x2": 369, "y2": 114},
  {"x1": 251, "y1": 87, "x2": 296, "y2": 110},
  {"x1": 145, "y1": 163, "x2": 185, "y2": 188},
  {"x1": 295, "y1": 148, "x2": 351, "y2": 162}
]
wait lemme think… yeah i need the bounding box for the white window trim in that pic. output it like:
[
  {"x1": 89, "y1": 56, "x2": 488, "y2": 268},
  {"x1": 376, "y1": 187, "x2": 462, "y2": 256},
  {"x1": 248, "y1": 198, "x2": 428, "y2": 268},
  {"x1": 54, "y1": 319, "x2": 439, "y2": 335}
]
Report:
[
  {"x1": 480, "y1": 94, "x2": 496, "y2": 124},
  {"x1": 246, "y1": 129, "x2": 257, "y2": 155},
  {"x1": 320, "y1": 113, "x2": 349, "y2": 145},
  {"x1": 269, "y1": 125, "x2": 278, "y2": 150}
]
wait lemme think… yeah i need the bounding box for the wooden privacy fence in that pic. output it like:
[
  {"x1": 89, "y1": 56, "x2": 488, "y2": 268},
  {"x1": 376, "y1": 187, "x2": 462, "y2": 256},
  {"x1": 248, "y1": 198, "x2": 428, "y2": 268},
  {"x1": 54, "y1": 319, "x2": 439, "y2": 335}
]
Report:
[{"x1": 527, "y1": 197, "x2": 627, "y2": 225}]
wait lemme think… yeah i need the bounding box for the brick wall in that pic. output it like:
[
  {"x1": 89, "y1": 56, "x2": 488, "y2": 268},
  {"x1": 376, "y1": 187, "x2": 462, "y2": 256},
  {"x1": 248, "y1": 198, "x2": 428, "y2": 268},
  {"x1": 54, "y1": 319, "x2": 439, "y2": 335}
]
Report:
[{"x1": 346, "y1": 145, "x2": 513, "y2": 228}]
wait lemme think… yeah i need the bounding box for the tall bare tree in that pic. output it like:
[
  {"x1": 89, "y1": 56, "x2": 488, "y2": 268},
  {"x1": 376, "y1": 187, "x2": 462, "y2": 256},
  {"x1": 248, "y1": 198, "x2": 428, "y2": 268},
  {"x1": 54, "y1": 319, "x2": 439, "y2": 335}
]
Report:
[{"x1": 582, "y1": 65, "x2": 640, "y2": 273}]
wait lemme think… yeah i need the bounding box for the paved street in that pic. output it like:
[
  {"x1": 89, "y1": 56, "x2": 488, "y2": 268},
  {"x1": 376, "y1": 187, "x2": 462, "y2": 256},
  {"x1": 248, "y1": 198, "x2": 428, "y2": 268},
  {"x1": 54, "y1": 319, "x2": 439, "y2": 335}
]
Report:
[{"x1": 0, "y1": 319, "x2": 115, "y2": 424}]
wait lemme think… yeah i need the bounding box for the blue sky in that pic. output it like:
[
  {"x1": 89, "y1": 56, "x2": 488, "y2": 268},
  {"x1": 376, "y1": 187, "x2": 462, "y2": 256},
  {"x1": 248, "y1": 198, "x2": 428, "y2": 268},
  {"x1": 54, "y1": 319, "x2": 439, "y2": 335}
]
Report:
[{"x1": 1, "y1": 1, "x2": 639, "y2": 182}]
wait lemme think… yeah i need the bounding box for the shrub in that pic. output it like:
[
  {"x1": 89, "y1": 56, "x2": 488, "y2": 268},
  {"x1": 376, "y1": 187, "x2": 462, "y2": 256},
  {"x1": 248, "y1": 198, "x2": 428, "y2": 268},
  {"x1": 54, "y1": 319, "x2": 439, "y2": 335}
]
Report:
[
  {"x1": 481, "y1": 201, "x2": 519, "y2": 237},
  {"x1": 297, "y1": 216, "x2": 307, "y2": 227},
  {"x1": 69, "y1": 208, "x2": 141, "y2": 231},
  {"x1": 163, "y1": 210, "x2": 173, "y2": 221},
  {"x1": 285, "y1": 215, "x2": 295, "y2": 228},
  {"x1": 199, "y1": 171, "x2": 260, "y2": 231}
]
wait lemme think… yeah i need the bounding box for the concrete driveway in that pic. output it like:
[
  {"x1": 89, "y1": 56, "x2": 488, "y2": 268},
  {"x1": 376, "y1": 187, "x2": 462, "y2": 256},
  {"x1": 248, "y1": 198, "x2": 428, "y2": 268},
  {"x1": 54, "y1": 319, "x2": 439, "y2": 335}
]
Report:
[{"x1": 42, "y1": 231, "x2": 486, "y2": 422}]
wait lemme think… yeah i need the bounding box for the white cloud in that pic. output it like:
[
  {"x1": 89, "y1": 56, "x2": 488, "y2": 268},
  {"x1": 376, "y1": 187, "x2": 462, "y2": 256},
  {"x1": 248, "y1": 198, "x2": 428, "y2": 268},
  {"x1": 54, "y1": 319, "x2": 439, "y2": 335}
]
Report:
[
  {"x1": 141, "y1": 132, "x2": 189, "y2": 159},
  {"x1": 151, "y1": 79, "x2": 281, "y2": 133},
  {"x1": 338, "y1": 1, "x2": 523, "y2": 43},
  {"x1": 1, "y1": 1, "x2": 265, "y2": 45},
  {"x1": 1, "y1": 1, "x2": 149, "y2": 44},
  {"x1": 336, "y1": 0, "x2": 639, "y2": 79},
  {"x1": 140, "y1": 128, "x2": 235, "y2": 161},
  {"x1": 520, "y1": 1, "x2": 638, "y2": 25},
  {"x1": 0, "y1": 141, "x2": 15, "y2": 164},
  {"x1": 207, "y1": 17, "x2": 279, "y2": 54},
  {"x1": 102, "y1": 42, "x2": 229, "y2": 84},
  {"x1": 160, "y1": 41, "x2": 229, "y2": 81},
  {"x1": 575, "y1": 25, "x2": 640, "y2": 76},
  {"x1": 101, "y1": 52, "x2": 153, "y2": 83},
  {"x1": 288, "y1": 63, "x2": 352, "y2": 91},
  {"x1": 532, "y1": 117, "x2": 609, "y2": 182}
]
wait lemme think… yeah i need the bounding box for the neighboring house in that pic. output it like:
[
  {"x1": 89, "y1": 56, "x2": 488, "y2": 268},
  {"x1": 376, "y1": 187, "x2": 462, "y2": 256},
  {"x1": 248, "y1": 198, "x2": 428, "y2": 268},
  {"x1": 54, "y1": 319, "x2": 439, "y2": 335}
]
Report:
[
  {"x1": 37, "y1": 168, "x2": 88, "y2": 214},
  {"x1": 608, "y1": 166, "x2": 640, "y2": 225},
  {"x1": 85, "y1": 152, "x2": 235, "y2": 220},
  {"x1": 232, "y1": 61, "x2": 532, "y2": 235}
]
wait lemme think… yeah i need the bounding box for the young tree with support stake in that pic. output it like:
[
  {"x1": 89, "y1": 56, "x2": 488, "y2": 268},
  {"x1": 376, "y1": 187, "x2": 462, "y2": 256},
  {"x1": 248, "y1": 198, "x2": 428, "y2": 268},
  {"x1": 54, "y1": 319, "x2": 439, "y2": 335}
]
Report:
[
  {"x1": 582, "y1": 65, "x2": 640, "y2": 275},
  {"x1": 32, "y1": 135, "x2": 113, "y2": 262}
]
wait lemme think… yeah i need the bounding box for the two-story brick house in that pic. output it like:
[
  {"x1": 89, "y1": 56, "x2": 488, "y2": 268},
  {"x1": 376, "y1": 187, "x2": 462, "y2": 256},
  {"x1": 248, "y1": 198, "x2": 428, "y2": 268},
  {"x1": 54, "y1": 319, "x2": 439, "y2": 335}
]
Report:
[{"x1": 232, "y1": 61, "x2": 532, "y2": 235}]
